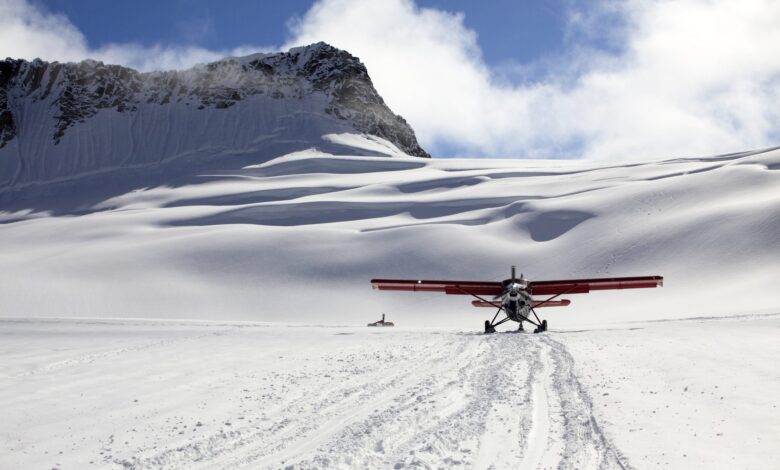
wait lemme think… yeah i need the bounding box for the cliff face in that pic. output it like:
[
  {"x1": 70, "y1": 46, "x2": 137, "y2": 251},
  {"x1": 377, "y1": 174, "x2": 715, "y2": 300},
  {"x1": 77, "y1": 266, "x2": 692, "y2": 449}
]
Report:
[{"x1": 0, "y1": 42, "x2": 429, "y2": 189}]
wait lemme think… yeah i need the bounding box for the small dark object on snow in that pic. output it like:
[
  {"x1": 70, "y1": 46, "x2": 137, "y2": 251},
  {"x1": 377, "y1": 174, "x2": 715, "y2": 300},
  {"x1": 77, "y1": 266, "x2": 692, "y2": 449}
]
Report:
[{"x1": 368, "y1": 313, "x2": 394, "y2": 327}]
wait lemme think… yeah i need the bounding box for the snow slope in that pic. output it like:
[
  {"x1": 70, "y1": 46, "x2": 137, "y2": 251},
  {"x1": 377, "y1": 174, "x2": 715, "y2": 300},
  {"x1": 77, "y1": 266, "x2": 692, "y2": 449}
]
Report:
[{"x1": 1, "y1": 145, "x2": 778, "y2": 327}]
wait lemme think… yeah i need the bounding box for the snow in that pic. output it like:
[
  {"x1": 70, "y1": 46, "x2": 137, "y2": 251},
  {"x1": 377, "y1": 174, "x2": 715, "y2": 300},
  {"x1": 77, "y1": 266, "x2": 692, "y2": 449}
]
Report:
[
  {"x1": 2, "y1": 316, "x2": 776, "y2": 469},
  {"x1": 1, "y1": 142, "x2": 779, "y2": 468},
  {"x1": 321, "y1": 133, "x2": 408, "y2": 157},
  {"x1": 0, "y1": 93, "x2": 352, "y2": 189},
  {"x1": 562, "y1": 314, "x2": 780, "y2": 469},
  {"x1": 1, "y1": 144, "x2": 778, "y2": 325}
]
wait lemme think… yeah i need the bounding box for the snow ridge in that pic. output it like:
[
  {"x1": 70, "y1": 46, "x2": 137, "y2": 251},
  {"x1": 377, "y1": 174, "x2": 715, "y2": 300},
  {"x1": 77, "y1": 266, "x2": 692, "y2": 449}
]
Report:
[{"x1": 0, "y1": 42, "x2": 429, "y2": 189}]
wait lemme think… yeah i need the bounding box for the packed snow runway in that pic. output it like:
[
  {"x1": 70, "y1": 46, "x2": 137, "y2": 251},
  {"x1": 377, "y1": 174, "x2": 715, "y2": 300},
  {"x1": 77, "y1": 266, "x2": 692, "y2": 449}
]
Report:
[{"x1": 2, "y1": 315, "x2": 777, "y2": 469}]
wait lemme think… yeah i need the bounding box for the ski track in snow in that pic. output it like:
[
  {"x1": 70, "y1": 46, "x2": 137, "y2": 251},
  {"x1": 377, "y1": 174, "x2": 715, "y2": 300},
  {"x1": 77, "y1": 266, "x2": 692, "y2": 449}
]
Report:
[
  {"x1": 6, "y1": 317, "x2": 779, "y2": 469},
  {"x1": 71, "y1": 329, "x2": 626, "y2": 469}
]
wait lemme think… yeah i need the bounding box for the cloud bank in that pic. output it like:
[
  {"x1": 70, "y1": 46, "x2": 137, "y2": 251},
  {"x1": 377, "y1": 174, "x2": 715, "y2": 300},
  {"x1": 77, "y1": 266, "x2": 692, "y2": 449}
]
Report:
[
  {"x1": 0, "y1": 0, "x2": 267, "y2": 71},
  {"x1": 2, "y1": 0, "x2": 779, "y2": 159},
  {"x1": 286, "y1": 0, "x2": 780, "y2": 159}
]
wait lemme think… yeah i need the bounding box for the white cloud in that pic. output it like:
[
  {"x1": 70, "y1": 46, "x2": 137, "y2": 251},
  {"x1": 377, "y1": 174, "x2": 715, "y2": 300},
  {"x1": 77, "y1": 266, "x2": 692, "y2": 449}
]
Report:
[
  {"x1": 0, "y1": 0, "x2": 268, "y2": 71},
  {"x1": 0, "y1": 0, "x2": 89, "y2": 63},
  {"x1": 286, "y1": 0, "x2": 780, "y2": 159},
  {"x1": 1, "y1": 0, "x2": 778, "y2": 159}
]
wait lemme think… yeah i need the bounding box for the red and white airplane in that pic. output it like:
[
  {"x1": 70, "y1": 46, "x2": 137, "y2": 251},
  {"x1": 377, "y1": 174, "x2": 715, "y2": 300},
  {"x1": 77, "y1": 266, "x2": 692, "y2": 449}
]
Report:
[{"x1": 371, "y1": 266, "x2": 663, "y2": 333}]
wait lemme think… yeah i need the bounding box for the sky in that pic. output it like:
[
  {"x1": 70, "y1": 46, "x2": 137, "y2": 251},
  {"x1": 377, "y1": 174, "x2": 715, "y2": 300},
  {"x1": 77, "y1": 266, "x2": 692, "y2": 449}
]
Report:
[{"x1": 1, "y1": 0, "x2": 779, "y2": 159}]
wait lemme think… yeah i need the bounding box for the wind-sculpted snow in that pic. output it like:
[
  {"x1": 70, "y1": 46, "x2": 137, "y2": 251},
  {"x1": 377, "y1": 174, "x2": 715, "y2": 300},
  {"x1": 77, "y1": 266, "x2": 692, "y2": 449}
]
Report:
[
  {"x1": 242, "y1": 155, "x2": 425, "y2": 177},
  {"x1": 169, "y1": 197, "x2": 526, "y2": 227},
  {"x1": 0, "y1": 43, "x2": 429, "y2": 189},
  {"x1": 525, "y1": 210, "x2": 595, "y2": 242},
  {"x1": 0, "y1": 146, "x2": 779, "y2": 324}
]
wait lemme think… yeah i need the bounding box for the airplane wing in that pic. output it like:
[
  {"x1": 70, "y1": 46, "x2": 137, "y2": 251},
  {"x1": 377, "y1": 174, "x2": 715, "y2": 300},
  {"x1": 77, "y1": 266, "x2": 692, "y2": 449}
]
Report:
[
  {"x1": 471, "y1": 299, "x2": 571, "y2": 308},
  {"x1": 528, "y1": 276, "x2": 663, "y2": 296},
  {"x1": 370, "y1": 279, "x2": 503, "y2": 297}
]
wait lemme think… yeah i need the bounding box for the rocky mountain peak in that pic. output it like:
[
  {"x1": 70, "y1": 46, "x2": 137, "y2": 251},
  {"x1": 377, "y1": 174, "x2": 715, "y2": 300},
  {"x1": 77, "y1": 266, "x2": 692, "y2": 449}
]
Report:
[{"x1": 0, "y1": 43, "x2": 429, "y2": 189}]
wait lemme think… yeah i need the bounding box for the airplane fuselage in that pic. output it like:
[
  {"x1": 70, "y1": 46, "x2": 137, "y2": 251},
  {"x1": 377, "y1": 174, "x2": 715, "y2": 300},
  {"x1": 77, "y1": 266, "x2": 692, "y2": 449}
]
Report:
[{"x1": 501, "y1": 281, "x2": 532, "y2": 323}]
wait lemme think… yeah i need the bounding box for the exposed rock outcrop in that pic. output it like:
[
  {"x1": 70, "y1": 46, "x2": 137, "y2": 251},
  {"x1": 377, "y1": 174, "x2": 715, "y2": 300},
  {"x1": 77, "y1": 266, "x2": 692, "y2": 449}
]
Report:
[{"x1": 0, "y1": 42, "x2": 429, "y2": 189}]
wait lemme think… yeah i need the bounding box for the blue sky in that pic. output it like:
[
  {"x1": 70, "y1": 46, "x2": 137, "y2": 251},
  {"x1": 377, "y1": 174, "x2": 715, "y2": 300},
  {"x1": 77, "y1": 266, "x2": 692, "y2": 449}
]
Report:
[
  {"x1": 2, "y1": 0, "x2": 779, "y2": 159},
  {"x1": 43, "y1": 0, "x2": 569, "y2": 71}
]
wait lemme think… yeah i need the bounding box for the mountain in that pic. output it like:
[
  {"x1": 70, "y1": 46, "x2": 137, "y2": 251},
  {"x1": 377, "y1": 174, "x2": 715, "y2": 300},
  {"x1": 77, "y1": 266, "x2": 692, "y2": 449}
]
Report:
[{"x1": 0, "y1": 42, "x2": 429, "y2": 190}]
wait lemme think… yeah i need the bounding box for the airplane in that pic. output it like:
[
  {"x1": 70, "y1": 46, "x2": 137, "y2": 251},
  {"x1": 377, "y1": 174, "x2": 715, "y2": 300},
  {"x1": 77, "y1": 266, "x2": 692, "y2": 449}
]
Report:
[{"x1": 371, "y1": 266, "x2": 663, "y2": 333}]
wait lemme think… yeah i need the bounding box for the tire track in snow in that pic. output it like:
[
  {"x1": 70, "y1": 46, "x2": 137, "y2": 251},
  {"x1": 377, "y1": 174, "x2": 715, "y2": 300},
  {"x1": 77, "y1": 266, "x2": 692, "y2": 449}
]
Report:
[
  {"x1": 248, "y1": 345, "x2": 469, "y2": 467},
  {"x1": 518, "y1": 340, "x2": 552, "y2": 470},
  {"x1": 242, "y1": 335, "x2": 481, "y2": 468},
  {"x1": 287, "y1": 333, "x2": 536, "y2": 469},
  {"x1": 121, "y1": 335, "x2": 463, "y2": 469},
  {"x1": 116, "y1": 331, "x2": 629, "y2": 469},
  {"x1": 540, "y1": 335, "x2": 629, "y2": 469}
]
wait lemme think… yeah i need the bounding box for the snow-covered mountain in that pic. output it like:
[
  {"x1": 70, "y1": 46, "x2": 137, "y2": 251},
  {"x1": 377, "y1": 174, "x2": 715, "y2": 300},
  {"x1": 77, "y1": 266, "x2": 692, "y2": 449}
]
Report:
[{"x1": 0, "y1": 42, "x2": 429, "y2": 189}]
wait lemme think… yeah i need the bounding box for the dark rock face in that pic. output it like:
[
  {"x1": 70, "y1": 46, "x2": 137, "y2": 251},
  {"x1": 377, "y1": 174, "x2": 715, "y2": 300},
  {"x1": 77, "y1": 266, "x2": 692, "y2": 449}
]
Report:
[
  {"x1": 0, "y1": 42, "x2": 429, "y2": 188},
  {"x1": 0, "y1": 60, "x2": 18, "y2": 149},
  {"x1": 292, "y1": 45, "x2": 429, "y2": 159}
]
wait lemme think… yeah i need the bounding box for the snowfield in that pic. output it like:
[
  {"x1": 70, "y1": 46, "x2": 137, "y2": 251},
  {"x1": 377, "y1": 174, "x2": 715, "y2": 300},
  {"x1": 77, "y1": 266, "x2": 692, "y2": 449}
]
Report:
[
  {"x1": 1, "y1": 316, "x2": 777, "y2": 469},
  {"x1": 1, "y1": 137, "x2": 779, "y2": 468},
  {"x1": 1, "y1": 140, "x2": 778, "y2": 325}
]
